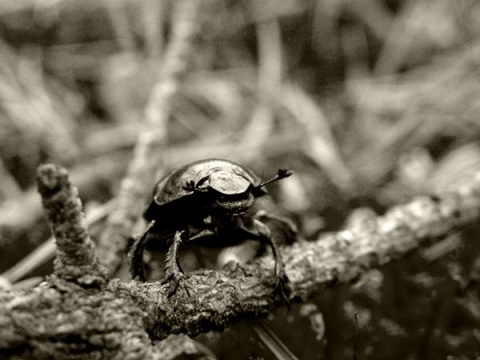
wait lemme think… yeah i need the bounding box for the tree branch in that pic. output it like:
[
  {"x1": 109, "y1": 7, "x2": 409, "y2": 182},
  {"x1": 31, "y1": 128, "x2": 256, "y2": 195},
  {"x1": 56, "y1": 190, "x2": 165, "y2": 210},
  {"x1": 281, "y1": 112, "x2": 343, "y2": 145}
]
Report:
[
  {"x1": 112, "y1": 181, "x2": 480, "y2": 339},
  {"x1": 2, "y1": 165, "x2": 480, "y2": 358}
]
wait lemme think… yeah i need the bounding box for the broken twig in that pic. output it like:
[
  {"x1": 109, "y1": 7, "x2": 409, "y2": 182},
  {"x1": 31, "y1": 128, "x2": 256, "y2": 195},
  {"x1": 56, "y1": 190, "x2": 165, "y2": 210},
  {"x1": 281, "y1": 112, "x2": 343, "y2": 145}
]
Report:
[{"x1": 37, "y1": 164, "x2": 109, "y2": 286}]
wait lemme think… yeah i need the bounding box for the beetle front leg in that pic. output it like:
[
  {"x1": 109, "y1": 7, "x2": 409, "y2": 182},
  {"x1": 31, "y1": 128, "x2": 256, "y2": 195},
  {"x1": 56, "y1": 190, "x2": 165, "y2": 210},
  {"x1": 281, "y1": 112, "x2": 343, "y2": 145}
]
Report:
[
  {"x1": 254, "y1": 210, "x2": 297, "y2": 234},
  {"x1": 254, "y1": 210, "x2": 297, "y2": 244},
  {"x1": 129, "y1": 220, "x2": 156, "y2": 281},
  {"x1": 252, "y1": 219, "x2": 291, "y2": 306},
  {"x1": 162, "y1": 230, "x2": 189, "y2": 297},
  {"x1": 162, "y1": 228, "x2": 215, "y2": 297}
]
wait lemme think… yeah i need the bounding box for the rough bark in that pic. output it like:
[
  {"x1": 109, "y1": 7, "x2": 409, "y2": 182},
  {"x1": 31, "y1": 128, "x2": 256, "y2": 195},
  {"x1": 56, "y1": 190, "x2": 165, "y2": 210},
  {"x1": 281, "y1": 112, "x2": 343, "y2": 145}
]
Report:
[{"x1": 1, "y1": 165, "x2": 480, "y2": 358}]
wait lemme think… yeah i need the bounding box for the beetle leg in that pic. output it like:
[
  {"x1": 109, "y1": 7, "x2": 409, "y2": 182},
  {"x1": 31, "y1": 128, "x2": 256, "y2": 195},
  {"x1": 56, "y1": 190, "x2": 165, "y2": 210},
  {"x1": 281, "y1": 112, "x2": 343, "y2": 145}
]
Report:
[
  {"x1": 252, "y1": 219, "x2": 285, "y2": 280},
  {"x1": 188, "y1": 228, "x2": 215, "y2": 241},
  {"x1": 162, "y1": 229, "x2": 216, "y2": 297},
  {"x1": 162, "y1": 230, "x2": 191, "y2": 297},
  {"x1": 249, "y1": 218, "x2": 291, "y2": 306},
  {"x1": 129, "y1": 220, "x2": 156, "y2": 281},
  {"x1": 254, "y1": 210, "x2": 297, "y2": 240}
]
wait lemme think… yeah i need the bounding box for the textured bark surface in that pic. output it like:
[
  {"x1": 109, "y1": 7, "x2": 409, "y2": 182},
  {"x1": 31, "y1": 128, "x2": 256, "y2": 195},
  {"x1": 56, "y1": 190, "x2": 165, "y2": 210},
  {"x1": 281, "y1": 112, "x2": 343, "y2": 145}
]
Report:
[{"x1": 1, "y1": 165, "x2": 480, "y2": 358}]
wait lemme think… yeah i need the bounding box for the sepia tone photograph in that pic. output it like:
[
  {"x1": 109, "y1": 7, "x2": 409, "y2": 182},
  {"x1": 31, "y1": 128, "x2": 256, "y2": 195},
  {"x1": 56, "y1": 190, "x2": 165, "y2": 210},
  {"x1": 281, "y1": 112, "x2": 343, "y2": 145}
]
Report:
[{"x1": 1, "y1": 0, "x2": 480, "y2": 359}]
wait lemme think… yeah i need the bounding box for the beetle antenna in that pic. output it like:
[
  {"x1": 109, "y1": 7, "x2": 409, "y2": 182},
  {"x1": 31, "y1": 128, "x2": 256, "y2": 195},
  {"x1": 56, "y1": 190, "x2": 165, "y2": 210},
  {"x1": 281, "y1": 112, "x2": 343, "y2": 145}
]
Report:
[
  {"x1": 258, "y1": 168, "x2": 293, "y2": 188},
  {"x1": 183, "y1": 180, "x2": 208, "y2": 193},
  {"x1": 182, "y1": 180, "x2": 196, "y2": 193}
]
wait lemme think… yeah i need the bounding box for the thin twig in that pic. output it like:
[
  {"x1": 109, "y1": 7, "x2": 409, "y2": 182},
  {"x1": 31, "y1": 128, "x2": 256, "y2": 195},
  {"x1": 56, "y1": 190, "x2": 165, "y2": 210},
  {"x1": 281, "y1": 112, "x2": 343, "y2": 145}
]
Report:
[
  {"x1": 281, "y1": 83, "x2": 355, "y2": 194},
  {"x1": 0, "y1": 158, "x2": 21, "y2": 200},
  {"x1": 0, "y1": 153, "x2": 127, "y2": 241},
  {"x1": 96, "y1": 0, "x2": 203, "y2": 274},
  {"x1": 104, "y1": 0, "x2": 137, "y2": 53},
  {"x1": 142, "y1": 0, "x2": 165, "y2": 59},
  {"x1": 0, "y1": 200, "x2": 114, "y2": 284}
]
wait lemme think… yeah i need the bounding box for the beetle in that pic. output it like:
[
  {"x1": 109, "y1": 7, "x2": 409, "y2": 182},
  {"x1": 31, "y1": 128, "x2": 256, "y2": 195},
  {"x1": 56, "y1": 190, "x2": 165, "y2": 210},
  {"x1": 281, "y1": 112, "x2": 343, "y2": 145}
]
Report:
[{"x1": 129, "y1": 159, "x2": 296, "y2": 299}]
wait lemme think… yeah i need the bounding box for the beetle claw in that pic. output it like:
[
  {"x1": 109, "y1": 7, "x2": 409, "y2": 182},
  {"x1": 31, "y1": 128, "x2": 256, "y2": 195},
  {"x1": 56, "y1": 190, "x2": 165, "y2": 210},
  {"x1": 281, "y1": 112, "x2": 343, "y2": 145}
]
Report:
[
  {"x1": 162, "y1": 272, "x2": 190, "y2": 298},
  {"x1": 273, "y1": 253, "x2": 292, "y2": 308},
  {"x1": 274, "y1": 272, "x2": 292, "y2": 309},
  {"x1": 162, "y1": 231, "x2": 191, "y2": 298},
  {"x1": 129, "y1": 221, "x2": 156, "y2": 282}
]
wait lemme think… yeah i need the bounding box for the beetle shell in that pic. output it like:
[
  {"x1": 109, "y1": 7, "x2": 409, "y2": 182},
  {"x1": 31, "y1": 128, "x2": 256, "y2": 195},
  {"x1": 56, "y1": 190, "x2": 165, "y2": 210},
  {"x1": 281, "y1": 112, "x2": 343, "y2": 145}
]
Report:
[{"x1": 144, "y1": 159, "x2": 262, "y2": 220}]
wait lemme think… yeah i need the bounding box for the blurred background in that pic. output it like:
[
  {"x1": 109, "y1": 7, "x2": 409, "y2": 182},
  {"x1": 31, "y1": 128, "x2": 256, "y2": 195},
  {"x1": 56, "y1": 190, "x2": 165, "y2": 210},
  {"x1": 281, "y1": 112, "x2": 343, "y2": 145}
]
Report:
[{"x1": 1, "y1": 0, "x2": 480, "y2": 359}]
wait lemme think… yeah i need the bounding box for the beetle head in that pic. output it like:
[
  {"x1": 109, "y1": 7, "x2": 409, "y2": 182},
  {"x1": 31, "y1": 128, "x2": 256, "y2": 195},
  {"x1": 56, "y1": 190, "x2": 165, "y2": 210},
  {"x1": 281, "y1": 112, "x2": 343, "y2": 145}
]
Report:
[
  {"x1": 187, "y1": 171, "x2": 254, "y2": 215},
  {"x1": 184, "y1": 167, "x2": 293, "y2": 216}
]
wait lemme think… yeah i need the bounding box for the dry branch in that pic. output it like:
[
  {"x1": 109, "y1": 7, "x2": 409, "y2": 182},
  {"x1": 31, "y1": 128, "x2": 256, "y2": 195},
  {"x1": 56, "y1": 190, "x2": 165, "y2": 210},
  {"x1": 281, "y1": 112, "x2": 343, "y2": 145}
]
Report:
[
  {"x1": 2, "y1": 164, "x2": 480, "y2": 358},
  {"x1": 37, "y1": 164, "x2": 109, "y2": 286}
]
